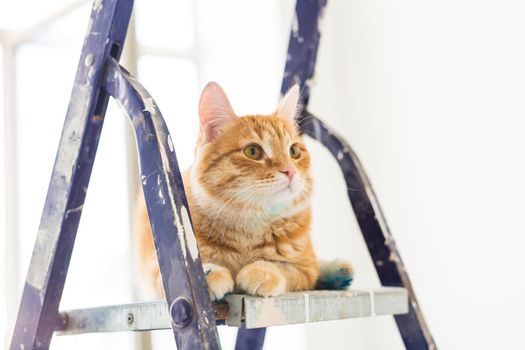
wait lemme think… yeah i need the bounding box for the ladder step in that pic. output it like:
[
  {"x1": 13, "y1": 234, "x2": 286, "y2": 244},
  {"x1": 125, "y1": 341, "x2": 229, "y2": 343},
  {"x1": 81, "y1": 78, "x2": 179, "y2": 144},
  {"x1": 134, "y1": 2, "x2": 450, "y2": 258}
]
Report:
[
  {"x1": 56, "y1": 287, "x2": 407, "y2": 335},
  {"x1": 226, "y1": 288, "x2": 408, "y2": 329},
  {"x1": 55, "y1": 300, "x2": 229, "y2": 335}
]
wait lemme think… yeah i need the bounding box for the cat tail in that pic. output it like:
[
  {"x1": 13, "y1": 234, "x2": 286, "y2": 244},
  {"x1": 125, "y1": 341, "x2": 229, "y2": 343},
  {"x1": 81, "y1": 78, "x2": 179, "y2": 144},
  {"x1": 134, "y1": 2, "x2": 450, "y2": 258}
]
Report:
[{"x1": 315, "y1": 259, "x2": 354, "y2": 290}]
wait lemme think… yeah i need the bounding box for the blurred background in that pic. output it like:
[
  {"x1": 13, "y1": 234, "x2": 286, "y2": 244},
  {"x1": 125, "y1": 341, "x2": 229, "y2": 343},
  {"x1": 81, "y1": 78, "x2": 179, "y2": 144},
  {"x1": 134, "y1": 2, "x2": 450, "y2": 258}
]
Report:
[{"x1": 1, "y1": 0, "x2": 524, "y2": 349}]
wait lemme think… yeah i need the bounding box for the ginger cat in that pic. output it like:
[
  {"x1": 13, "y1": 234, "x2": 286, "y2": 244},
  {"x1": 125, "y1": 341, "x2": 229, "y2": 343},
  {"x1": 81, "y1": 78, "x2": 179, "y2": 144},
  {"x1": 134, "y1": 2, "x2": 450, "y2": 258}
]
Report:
[{"x1": 136, "y1": 82, "x2": 353, "y2": 300}]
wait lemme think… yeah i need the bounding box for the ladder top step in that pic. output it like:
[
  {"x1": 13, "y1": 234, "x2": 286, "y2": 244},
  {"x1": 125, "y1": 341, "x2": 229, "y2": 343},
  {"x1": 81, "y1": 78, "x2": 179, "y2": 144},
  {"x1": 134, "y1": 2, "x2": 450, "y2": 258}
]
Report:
[{"x1": 56, "y1": 287, "x2": 408, "y2": 335}]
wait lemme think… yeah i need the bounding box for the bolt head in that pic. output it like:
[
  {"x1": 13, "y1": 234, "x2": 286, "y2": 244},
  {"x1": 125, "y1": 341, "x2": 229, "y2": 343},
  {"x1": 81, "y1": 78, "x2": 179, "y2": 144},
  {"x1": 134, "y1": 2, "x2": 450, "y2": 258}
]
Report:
[{"x1": 170, "y1": 297, "x2": 193, "y2": 328}]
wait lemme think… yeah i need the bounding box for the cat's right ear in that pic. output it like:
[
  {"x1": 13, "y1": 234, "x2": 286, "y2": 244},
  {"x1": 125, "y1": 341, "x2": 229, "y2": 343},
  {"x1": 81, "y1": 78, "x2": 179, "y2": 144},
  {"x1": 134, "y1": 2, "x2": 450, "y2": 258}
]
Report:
[{"x1": 199, "y1": 82, "x2": 237, "y2": 143}]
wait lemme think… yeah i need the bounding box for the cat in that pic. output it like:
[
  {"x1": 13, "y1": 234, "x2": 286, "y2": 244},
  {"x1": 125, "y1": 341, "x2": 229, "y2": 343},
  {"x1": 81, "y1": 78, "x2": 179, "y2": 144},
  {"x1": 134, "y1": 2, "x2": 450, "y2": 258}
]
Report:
[{"x1": 136, "y1": 82, "x2": 353, "y2": 300}]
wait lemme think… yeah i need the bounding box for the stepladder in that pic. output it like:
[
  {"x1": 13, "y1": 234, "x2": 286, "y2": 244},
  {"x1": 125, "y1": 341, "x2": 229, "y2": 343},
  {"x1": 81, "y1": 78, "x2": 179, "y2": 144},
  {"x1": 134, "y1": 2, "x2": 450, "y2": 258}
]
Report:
[{"x1": 9, "y1": 0, "x2": 437, "y2": 349}]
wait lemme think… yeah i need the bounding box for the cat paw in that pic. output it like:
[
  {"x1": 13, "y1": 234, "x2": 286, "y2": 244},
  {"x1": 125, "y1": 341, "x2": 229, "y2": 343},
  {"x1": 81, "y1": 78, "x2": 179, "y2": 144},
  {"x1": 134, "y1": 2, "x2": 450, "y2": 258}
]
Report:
[
  {"x1": 316, "y1": 259, "x2": 354, "y2": 290},
  {"x1": 236, "y1": 261, "x2": 286, "y2": 297},
  {"x1": 204, "y1": 264, "x2": 234, "y2": 301}
]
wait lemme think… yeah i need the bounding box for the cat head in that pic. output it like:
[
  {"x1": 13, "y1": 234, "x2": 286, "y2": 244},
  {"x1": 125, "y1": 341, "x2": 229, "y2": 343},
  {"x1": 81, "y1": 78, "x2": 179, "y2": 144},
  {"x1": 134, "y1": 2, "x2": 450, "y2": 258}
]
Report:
[{"x1": 191, "y1": 82, "x2": 312, "y2": 217}]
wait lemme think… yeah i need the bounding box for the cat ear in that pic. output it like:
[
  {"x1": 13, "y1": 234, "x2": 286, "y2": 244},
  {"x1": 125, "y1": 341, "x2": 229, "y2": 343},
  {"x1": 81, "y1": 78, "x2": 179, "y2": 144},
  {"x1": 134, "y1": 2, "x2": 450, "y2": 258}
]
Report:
[
  {"x1": 277, "y1": 84, "x2": 301, "y2": 124},
  {"x1": 199, "y1": 82, "x2": 237, "y2": 142}
]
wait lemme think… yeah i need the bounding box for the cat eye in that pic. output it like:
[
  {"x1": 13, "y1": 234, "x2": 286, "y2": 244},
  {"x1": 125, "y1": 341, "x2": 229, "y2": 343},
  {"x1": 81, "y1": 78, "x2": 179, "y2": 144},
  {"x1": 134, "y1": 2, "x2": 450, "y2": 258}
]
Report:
[
  {"x1": 289, "y1": 144, "x2": 301, "y2": 159},
  {"x1": 243, "y1": 144, "x2": 264, "y2": 160}
]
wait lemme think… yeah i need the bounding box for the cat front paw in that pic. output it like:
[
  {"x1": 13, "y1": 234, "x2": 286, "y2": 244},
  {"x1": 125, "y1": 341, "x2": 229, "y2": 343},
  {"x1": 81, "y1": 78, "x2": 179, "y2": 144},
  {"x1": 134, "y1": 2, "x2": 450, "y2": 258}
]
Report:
[
  {"x1": 236, "y1": 261, "x2": 286, "y2": 297},
  {"x1": 204, "y1": 264, "x2": 234, "y2": 301}
]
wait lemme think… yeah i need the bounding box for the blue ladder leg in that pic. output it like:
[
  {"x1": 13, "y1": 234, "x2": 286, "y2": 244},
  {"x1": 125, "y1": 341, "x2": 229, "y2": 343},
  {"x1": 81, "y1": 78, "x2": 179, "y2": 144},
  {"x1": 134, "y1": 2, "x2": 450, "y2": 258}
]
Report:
[
  {"x1": 299, "y1": 111, "x2": 436, "y2": 350},
  {"x1": 102, "y1": 57, "x2": 220, "y2": 350},
  {"x1": 235, "y1": 326, "x2": 266, "y2": 350},
  {"x1": 9, "y1": 1, "x2": 132, "y2": 348},
  {"x1": 279, "y1": 0, "x2": 437, "y2": 349}
]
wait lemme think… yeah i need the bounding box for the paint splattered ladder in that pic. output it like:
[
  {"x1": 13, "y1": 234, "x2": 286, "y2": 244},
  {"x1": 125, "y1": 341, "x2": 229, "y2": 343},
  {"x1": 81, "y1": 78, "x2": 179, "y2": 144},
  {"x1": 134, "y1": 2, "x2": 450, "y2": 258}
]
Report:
[{"x1": 9, "y1": 0, "x2": 436, "y2": 349}]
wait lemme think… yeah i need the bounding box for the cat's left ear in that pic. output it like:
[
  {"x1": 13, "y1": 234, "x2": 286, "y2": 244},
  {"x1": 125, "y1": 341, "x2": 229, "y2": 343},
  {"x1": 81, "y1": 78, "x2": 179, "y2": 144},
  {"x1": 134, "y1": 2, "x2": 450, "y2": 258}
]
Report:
[
  {"x1": 199, "y1": 82, "x2": 237, "y2": 143},
  {"x1": 277, "y1": 84, "x2": 301, "y2": 124}
]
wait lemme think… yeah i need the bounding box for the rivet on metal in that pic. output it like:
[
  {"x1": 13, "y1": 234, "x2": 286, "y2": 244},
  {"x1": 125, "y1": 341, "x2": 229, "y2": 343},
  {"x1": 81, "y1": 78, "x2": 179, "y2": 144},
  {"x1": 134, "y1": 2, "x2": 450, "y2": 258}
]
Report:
[
  {"x1": 169, "y1": 297, "x2": 193, "y2": 329},
  {"x1": 126, "y1": 313, "x2": 134, "y2": 325}
]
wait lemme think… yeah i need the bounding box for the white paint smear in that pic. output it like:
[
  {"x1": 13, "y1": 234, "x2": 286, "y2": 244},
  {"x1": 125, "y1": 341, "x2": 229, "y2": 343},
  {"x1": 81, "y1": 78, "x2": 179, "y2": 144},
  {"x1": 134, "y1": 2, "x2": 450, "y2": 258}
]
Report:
[
  {"x1": 252, "y1": 298, "x2": 288, "y2": 327},
  {"x1": 202, "y1": 263, "x2": 220, "y2": 274},
  {"x1": 181, "y1": 206, "x2": 199, "y2": 261},
  {"x1": 143, "y1": 97, "x2": 156, "y2": 115},
  {"x1": 158, "y1": 188, "x2": 165, "y2": 204},
  {"x1": 167, "y1": 135, "x2": 174, "y2": 152},
  {"x1": 173, "y1": 207, "x2": 188, "y2": 263},
  {"x1": 94, "y1": 0, "x2": 103, "y2": 11},
  {"x1": 292, "y1": 13, "x2": 299, "y2": 35}
]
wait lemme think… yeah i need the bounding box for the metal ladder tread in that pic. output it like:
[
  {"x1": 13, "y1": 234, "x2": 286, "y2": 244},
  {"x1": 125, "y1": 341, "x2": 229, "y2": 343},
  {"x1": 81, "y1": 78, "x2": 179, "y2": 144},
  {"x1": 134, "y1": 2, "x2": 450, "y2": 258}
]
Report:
[{"x1": 56, "y1": 287, "x2": 408, "y2": 335}]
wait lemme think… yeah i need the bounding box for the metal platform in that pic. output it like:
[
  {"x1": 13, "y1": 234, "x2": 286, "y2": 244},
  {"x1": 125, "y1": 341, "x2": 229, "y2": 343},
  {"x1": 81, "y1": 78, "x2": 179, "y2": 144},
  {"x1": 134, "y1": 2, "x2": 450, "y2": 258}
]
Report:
[{"x1": 56, "y1": 288, "x2": 408, "y2": 335}]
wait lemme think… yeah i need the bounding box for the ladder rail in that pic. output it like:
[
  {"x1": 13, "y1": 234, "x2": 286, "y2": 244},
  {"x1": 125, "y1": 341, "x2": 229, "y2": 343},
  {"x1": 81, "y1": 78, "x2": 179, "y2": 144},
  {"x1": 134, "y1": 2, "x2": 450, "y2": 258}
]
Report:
[
  {"x1": 9, "y1": 1, "x2": 133, "y2": 348},
  {"x1": 102, "y1": 57, "x2": 220, "y2": 350},
  {"x1": 299, "y1": 111, "x2": 437, "y2": 349}
]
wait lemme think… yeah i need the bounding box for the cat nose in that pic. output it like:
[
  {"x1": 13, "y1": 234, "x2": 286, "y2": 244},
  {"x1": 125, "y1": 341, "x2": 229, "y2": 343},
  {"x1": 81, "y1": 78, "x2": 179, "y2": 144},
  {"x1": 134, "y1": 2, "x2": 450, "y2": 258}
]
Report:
[{"x1": 280, "y1": 167, "x2": 296, "y2": 182}]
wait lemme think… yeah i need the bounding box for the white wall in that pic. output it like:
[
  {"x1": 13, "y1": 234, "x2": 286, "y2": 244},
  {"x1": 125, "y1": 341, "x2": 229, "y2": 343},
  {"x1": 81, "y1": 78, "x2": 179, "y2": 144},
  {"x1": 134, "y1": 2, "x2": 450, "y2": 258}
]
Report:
[{"x1": 306, "y1": 0, "x2": 525, "y2": 349}]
